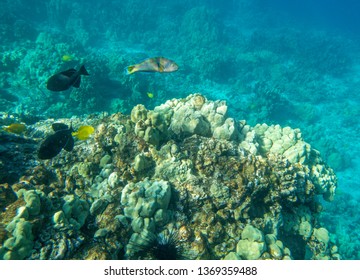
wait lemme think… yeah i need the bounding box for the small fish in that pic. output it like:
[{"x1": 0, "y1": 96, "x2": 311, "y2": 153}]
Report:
[
  {"x1": 38, "y1": 123, "x2": 74, "y2": 159},
  {"x1": 47, "y1": 65, "x2": 89, "y2": 92},
  {"x1": 147, "y1": 92, "x2": 154, "y2": 98},
  {"x1": 125, "y1": 57, "x2": 178, "y2": 75},
  {"x1": 61, "y1": 54, "x2": 73, "y2": 62},
  {"x1": 3, "y1": 123, "x2": 26, "y2": 134},
  {"x1": 72, "y1": 125, "x2": 95, "y2": 140}
]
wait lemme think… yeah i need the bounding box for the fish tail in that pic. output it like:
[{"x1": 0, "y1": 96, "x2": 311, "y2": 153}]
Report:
[
  {"x1": 125, "y1": 65, "x2": 137, "y2": 75},
  {"x1": 79, "y1": 65, "x2": 89, "y2": 76}
]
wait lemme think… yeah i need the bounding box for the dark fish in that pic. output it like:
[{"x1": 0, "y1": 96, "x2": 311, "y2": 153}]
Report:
[
  {"x1": 46, "y1": 65, "x2": 89, "y2": 91},
  {"x1": 38, "y1": 123, "x2": 74, "y2": 159}
]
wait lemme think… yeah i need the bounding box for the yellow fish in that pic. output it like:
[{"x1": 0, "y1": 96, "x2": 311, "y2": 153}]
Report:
[
  {"x1": 62, "y1": 54, "x2": 73, "y2": 62},
  {"x1": 71, "y1": 125, "x2": 95, "y2": 140},
  {"x1": 3, "y1": 123, "x2": 26, "y2": 134},
  {"x1": 147, "y1": 92, "x2": 154, "y2": 98}
]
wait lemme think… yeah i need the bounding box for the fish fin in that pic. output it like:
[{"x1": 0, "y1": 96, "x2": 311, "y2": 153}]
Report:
[
  {"x1": 61, "y1": 69, "x2": 77, "y2": 77},
  {"x1": 52, "y1": 123, "x2": 69, "y2": 131},
  {"x1": 79, "y1": 65, "x2": 89, "y2": 76},
  {"x1": 125, "y1": 65, "x2": 137, "y2": 75},
  {"x1": 72, "y1": 76, "x2": 81, "y2": 88},
  {"x1": 64, "y1": 136, "x2": 74, "y2": 152}
]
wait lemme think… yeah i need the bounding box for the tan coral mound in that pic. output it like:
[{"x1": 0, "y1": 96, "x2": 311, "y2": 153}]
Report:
[{"x1": 0, "y1": 94, "x2": 338, "y2": 260}]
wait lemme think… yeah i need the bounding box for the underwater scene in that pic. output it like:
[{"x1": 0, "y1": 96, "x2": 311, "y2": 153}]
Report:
[{"x1": 0, "y1": 0, "x2": 359, "y2": 260}]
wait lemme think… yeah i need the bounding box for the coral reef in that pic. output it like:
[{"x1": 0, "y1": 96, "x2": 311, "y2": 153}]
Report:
[
  {"x1": 0, "y1": 0, "x2": 358, "y2": 261},
  {"x1": 320, "y1": 193, "x2": 360, "y2": 260},
  {"x1": 0, "y1": 94, "x2": 338, "y2": 260}
]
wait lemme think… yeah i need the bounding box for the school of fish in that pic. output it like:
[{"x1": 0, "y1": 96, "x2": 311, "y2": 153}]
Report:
[{"x1": 1, "y1": 56, "x2": 179, "y2": 159}]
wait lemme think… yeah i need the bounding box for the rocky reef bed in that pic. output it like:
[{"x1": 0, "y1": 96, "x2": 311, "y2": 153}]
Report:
[{"x1": 0, "y1": 94, "x2": 338, "y2": 260}]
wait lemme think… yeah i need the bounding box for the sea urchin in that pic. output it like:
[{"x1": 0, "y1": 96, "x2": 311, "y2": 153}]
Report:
[{"x1": 130, "y1": 230, "x2": 186, "y2": 260}]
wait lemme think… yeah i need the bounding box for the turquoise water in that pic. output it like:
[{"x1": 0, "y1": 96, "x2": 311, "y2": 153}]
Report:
[{"x1": 1, "y1": 0, "x2": 360, "y2": 259}]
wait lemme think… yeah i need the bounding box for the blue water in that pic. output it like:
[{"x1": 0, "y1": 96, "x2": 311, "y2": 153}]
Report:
[{"x1": 1, "y1": 0, "x2": 360, "y2": 259}]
